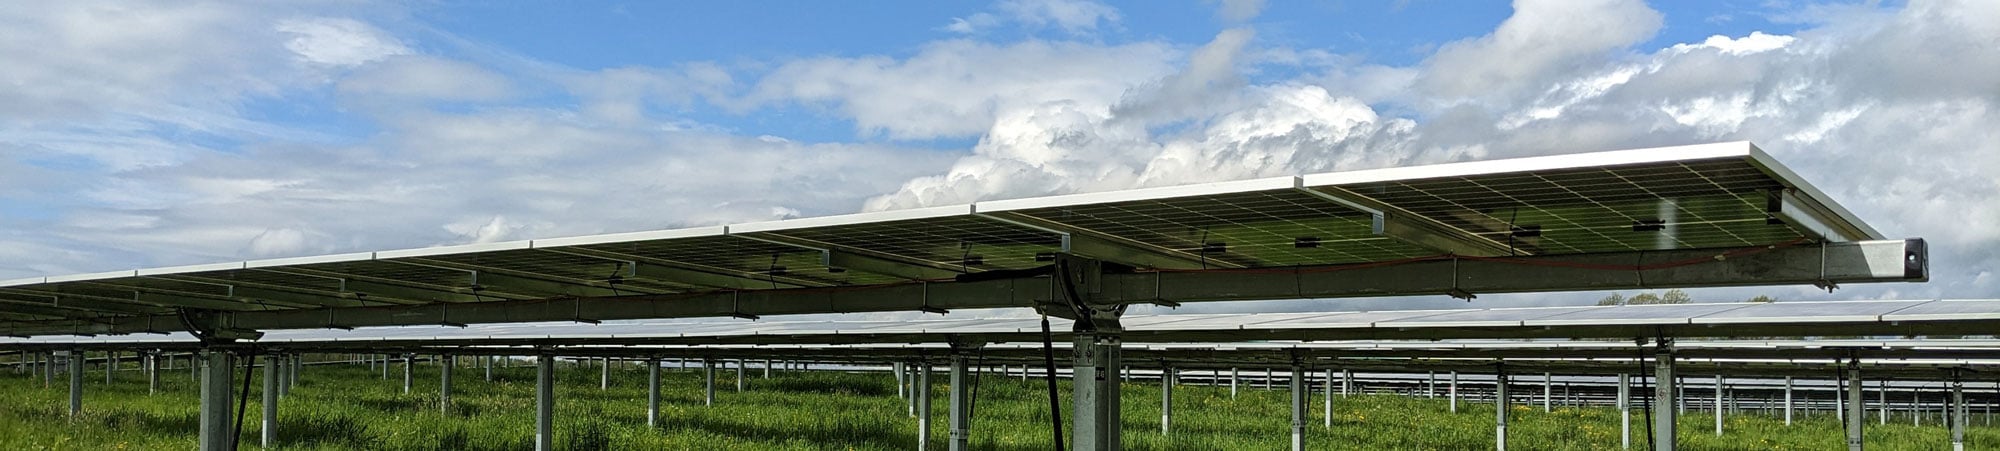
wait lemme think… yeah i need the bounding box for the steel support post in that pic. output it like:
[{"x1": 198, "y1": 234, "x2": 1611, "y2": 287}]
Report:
[
  {"x1": 1881, "y1": 381, "x2": 1888, "y2": 425},
  {"x1": 736, "y1": 360, "x2": 744, "y2": 392},
  {"x1": 1451, "y1": 371, "x2": 1460, "y2": 413},
  {"x1": 763, "y1": 359, "x2": 771, "y2": 379},
  {"x1": 536, "y1": 355, "x2": 553, "y2": 451},
  {"x1": 290, "y1": 354, "x2": 301, "y2": 390},
  {"x1": 1653, "y1": 341, "x2": 1677, "y2": 451},
  {"x1": 1343, "y1": 369, "x2": 1353, "y2": 396},
  {"x1": 949, "y1": 353, "x2": 973, "y2": 451},
  {"x1": 1618, "y1": 373, "x2": 1630, "y2": 449},
  {"x1": 1784, "y1": 377, "x2": 1794, "y2": 425},
  {"x1": 1161, "y1": 366, "x2": 1173, "y2": 436},
  {"x1": 441, "y1": 355, "x2": 454, "y2": 413},
  {"x1": 485, "y1": 355, "x2": 494, "y2": 382},
  {"x1": 704, "y1": 358, "x2": 716, "y2": 406},
  {"x1": 1715, "y1": 375, "x2": 1725, "y2": 436},
  {"x1": 67, "y1": 351, "x2": 81, "y2": 417},
  {"x1": 1542, "y1": 372, "x2": 1552, "y2": 412},
  {"x1": 1323, "y1": 368, "x2": 1333, "y2": 428},
  {"x1": 148, "y1": 352, "x2": 160, "y2": 395},
  {"x1": 1952, "y1": 379, "x2": 1965, "y2": 451},
  {"x1": 895, "y1": 362, "x2": 907, "y2": 399},
  {"x1": 402, "y1": 354, "x2": 413, "y2": 394},
  {"x1": 1496, "y1": 365, "x2": 1509, "y2": 451},
  {"x1": 1429, "y1": 371, "x2": 1437, "y2": 398},
  {"x1": 1846, "y1": 363, "x2": 1864, "y2": 451},
  {"x1": 107, "y1": 351, "x2": 116, "y2": 385},
  {"x1": 918, "y1": 360, "x2": 932, "y2": 451},
  {"x1": 907, "y1": 362, "x2": 918, "y2": 417},
  {"x1": 1290, "y1": 362, "x2": 1306, "y2": 451},
  {"x1": 1230, "y1": 367, "x2": 1239, "y2": 398},
  {"x1": 600, "y1": 357, "x2": 610, "y2": 390},
  {"x1": 1071, "y1": 332, "x2": 1122, "y2": 451},
  {"x1": 380, "y1": 354, "x2": 388, "y2": 380},
  {"x1": 646, "y1": 357, "x2": 661, "y2": 428},
  {"x1": 198, "y1": 351, "x2": 235, "y2": 451},
  {"x1": 276, "y1": 354, "x2": 290, "y2": 398},
  {"x1": 262, "y1": 355, "x2": 279, "y2": 448}
]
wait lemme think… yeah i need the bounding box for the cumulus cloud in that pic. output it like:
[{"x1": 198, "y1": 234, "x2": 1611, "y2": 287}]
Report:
[
  {"x1": 275, "y1": 17, "x2": 409, "y2": 67},
  {"x1": 337, "y1": 55, "x2": 514, "y2": 103}
]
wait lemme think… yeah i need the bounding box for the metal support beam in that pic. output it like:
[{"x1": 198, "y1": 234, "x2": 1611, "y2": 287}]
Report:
[
  {"x1": 1450, "y1": 370, "x2": 1460, "y2": 414},
  {"x1": 535, "y1": 355, "x2": 553, "y2": 451},
  {"x1": 1714, "y1": 374, "x2": 1725, "y2": 436},
  {"x1": 17, "y1": 240, "x2": 1927, "y2": 336},
  {"x1": 703, "y1": 358, "x2": 715, "y2": 406},
  {"x1": 1071, "y1": 331, "x2": 1122, "y2": 451},
  {"x1": 67, "y1": 350, "x2": 81, "y2": 417},
  {"x1": 1230, "y1": 367, "x2": 1239, "y2": 398},
  {"x1": 949, "y1": 353, "x2": 972, "y2": 451},
  {"x1": 1161, "y1": 366, "x2": 1173, "y2": 436},
  {"x1": 647, "y1": 357, "x2": 660, "y2": 428},
  {"x1": 600, "y1": 357, "x2": 609, "y2": 390},
  {"x1": 1496, "y1": 365, "x2": 1509, "y2": 451},
  {"x1": 485, "y1": 355, "x2": 493, "y2": 382},
  {"x1": 440, "y1": 354, "x2": 453, "y2": 413},
  {"x1": 1653, "y1": 341, "x2": 1677, "y2": 451},
  {"x1": 1847, "y1": 361, "x2": 1864, "y2": 451},
  {"x1": 918, "y1": 360, "x2": 932, "y2": 451},
  {"x1": 1618, "y1": 373, "x2": 1630, "y2": 450},
  {"x1": 262, "y1": 355, "x2": 278, "y2": 448},
  {"x1": 735, "y1": 360, "x2": 744, "y2": 392},
  {"x1": 198, "y1": 350, "x2": 234, "y2": 451},
  {"x1": 1784, "y1": 376, "x2": 1794, "y2": 425},
  {"x1": 1952, "y1": 378, "x2": 1965, "y2": 451},
  {"x1": 147, "y1": 352, "x2": 160, "y2": 395},
  {"x1": 1290, "y1": 362, "x2": 1306, "y2": 451},
  {"x1": 402, "y1": 354, "x2": 413, "y2": 394},
  {"x1": 1323, "y1": 368, "x2": 1334, "y2": 427},
  {"x1": 1543, "y1": 372, "x2": 1553, "y2": 412}
]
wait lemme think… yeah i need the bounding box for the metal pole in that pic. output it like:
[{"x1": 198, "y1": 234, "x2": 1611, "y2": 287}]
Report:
[
  {"x1": 601, "y1": 357, "x2": 610, "y2": 390},
  {"x1": 107, "y1": 351, "x2": 116, "y2": 385},
  {"x1": 276, "y1": 354, "x2": 290, "y2": 398},
  {"x1": 485, "y1": 355, "x2": 493, "y2": 382},
  {"x1": 67, "y1": 351, "x2": 82, "y2": 417},
  {"x1": 1714, "y1": 374, "x2": 1724, "y2": 436},
  {"x1": 1343, "y1": 369, "x2": 1352, "y2": 396},
  {"x1": 647, "y1": 358, "x2": 660, "y2": 428},
  {"x1": 701, "y1": 358, "x2": 716, "y2": 406},
  {"x1": 402, "y1": 354, "x2": 413, "y2": 394},
  {"x1": 198, "y1": 351, "x2": 234, "y2": 451},
  {"x1": 1072, "y1": 332, "x2": 1121, "y2": 451},
  {"x1": 1495, "y1": 366, "x2": 1509, "y2": 451},
  {"x1": 440, "y1": 355, "x2": 453, "y2": 413},
  {"x1": 1161, "y1": 366, "x2": 1173, "y2": 436},
  {"x1": 148, "y1": 352, "x2": 160, "y2": 395},
  {"x1": 1230, "y1": 367, "x2": 1239, "y2": 398},
  {"x1": 1290, "y1": 362, "x2": 1306, "y2": 451},
  {"x1": 1653, "y1": 341, "x2": 1677, "y2": 451},
  {"x1": 1618, "y1": 373, "x2": 1630, "y2": 449},
  {"x1": 949, "y1": 354, "x2": 971, "y2": 451},
  {"x1": 535, "y1": 355, "x2": 553, "y2": 451},
  {"x1": 262, "y1": 355, "x2": 279, "y2": 448},
  {"x1": 1952, "y1": 379, "x2": 1965, "y2": 451},
  {"x1": 1450, "y1": 371, "x2": 1460, "y2": 413},
  {"x1": 895, "y1": 362, "x2": 907, "y2": 399},
  {"x1": 1846, "y1": 362, "x2": 1864, "y2": 451},
  {"x1": 1784, "y1": 376, "x2": 1794, "y2": 425},
  {"x1": 1428, "y1": 371, "x2": 1436, "y2": 398},
  {"x1": 1881, "y1": 380, "x2": 1888, "y2": 425},
  {"x1": 918, "y1": 359, "x2": 932, "y2": 451},
  {"x1": 1323, "y1": 368, "x2": 1333, "y2": 428},
  {"x1": 1542, "y1": 372, "x2": 1552, "y2": 412},
  {"x1": 736, "y1": 360, "x2": 745, "y2": 392},
  {"x1": 764, "y1": 359, "x2": 772, "y2": 379},
  {"x1": 907, "y1": 362, "x2": 917, "y2": 417}
]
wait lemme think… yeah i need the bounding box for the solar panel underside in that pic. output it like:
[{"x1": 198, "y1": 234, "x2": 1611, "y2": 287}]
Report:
[{"x1": 0, "y1": 142, "x2": 1873, "y2": 332}]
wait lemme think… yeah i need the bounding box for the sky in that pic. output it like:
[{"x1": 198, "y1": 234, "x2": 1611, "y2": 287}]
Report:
[{"x1": 1, "y1": 0, "x2": 1996, "y2": 319}]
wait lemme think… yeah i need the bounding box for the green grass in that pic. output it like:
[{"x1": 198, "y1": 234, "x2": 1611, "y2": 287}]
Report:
[{"x1": 0, "y1": 360, "x2": 1992, "y2": 450}]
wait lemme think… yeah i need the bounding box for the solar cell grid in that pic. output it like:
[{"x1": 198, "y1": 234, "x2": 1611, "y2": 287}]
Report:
[
  {"x1": 1003, "y1": 190, "x2": 1439, "y2": 266},
  {"x1": 766, "y1": 215, "x2": 1061, "y2": 271}
]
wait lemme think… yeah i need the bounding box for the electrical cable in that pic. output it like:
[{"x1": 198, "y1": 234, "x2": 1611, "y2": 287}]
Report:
[
  {"x1": 230, "y1": 347, "x2": 256, "y2": 451},
  {"x1": 1040, "y1": 315, "x2": 1065, "y2": 451}
]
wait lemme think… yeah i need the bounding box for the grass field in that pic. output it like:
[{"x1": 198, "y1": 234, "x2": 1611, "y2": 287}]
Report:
[{"x1": 0, "y1": 359, "x2": 1989, "y2": 450}]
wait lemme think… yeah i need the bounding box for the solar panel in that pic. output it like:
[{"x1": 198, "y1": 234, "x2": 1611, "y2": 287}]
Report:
[{"x1": 0, "y1": 142, "x2": 1908, "y2": 336}]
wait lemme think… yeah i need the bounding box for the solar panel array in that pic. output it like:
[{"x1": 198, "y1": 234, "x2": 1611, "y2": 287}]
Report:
[{"x1": 0, "y1": 142, "x2": 1890, "y2": 336}]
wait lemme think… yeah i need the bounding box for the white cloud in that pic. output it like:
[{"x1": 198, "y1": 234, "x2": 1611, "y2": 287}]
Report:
[
  {"x1": 997, "y1": 0, "x2": 1120, "y2": 34},
  {"x1": 275, "y1": 17, "x2": 409, "y2": 67},
  {"x1": 1417, "y1": 0, "x2": 1663, "y2": 104},
  {"x1": 338, "y1": 56, "x2": 514, "y2": 102},
  {"x1": 747, "y1": 39, "x2": 1178, "y2": 139},
  {"x1": 1213, "y1": 0, "x2": 1266, "y2": 23}
]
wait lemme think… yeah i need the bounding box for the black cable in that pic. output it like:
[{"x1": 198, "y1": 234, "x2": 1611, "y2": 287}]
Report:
[
  {"x1": 1637, "y1": 341, "x2": 1654, "y2": 447},
  {"x1": 231, "y1": 347, "x2": 256, "y2": 451},
  {"x1": 1040, "y1": 315, "x2": 1065, "y2": 451}
]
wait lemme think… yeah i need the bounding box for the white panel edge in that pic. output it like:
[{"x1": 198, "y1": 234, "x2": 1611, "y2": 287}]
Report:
[
  {"x1": 1301, "y1": 141, "x2": 1753, "y2": 187},
  {"x1": 973, "y1": 176, "x2": 1301, "y2": 213}
]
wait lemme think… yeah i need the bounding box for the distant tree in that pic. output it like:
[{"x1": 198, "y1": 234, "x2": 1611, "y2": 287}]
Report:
[
  {"x1": 1746, "y1": 295, "x2": 1776, "y2": 303},
  {"x1": 1627, "y1": 292, "x2": 1662, "y2": 305},
  {"x1": 1595, "y1": 293, "x2": 1626, "y2": 306},
  {"x1": 1659, "y1": 289, "x2": 1692, "y2": 304}
]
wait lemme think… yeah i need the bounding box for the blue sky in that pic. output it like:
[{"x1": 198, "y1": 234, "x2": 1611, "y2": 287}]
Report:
[{"x1": 1, "y1": 0, "x2": 1994, "y2": 314}]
